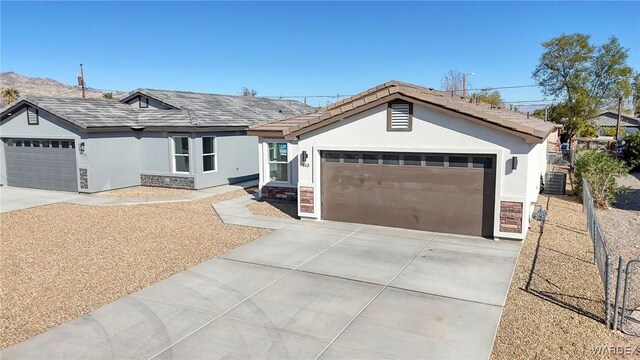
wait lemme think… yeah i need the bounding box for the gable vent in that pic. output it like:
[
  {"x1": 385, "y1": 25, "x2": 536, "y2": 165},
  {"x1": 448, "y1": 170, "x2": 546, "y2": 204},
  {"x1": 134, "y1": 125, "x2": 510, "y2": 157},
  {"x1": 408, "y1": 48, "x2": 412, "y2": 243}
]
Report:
[{"x1": 390, "y1": 103, "x2": 410, "y2": 129}]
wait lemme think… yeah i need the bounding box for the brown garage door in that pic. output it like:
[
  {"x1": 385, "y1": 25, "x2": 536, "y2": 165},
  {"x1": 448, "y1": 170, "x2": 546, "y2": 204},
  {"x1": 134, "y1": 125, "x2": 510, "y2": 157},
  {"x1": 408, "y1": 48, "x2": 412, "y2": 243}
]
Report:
[{"x1": 321, "y1": 152, "x2": 496, "y2": 237}]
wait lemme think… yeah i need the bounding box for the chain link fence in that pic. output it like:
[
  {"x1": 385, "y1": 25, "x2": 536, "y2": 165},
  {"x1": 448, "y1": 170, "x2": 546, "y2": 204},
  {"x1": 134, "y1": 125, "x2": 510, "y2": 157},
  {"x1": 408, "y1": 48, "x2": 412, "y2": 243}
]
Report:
[{"x1": 583, "y1": 178, "x2": 639, "y2": 335}]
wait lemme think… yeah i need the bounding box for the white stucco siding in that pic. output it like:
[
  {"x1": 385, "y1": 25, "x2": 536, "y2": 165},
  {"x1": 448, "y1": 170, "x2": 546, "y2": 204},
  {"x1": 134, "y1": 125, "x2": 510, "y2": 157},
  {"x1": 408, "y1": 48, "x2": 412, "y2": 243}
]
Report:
[
  {"x1": 525, "y1": 139, "x2": 549, "y2": 216},
  {"x1": 259, "y1": 103, "x2": 547, "y2": 240},
  {"x1": 0, "y1": 108, "x2": 86, "y2": 188}
]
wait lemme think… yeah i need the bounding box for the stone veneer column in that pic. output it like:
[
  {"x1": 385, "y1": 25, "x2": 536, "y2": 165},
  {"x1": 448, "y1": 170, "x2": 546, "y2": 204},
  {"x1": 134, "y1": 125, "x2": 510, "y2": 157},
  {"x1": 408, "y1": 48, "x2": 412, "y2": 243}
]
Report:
[
  {"x1": 299, "y1": 186, "x2": 314, "y2": 213},
  {"x1": 499, "y1": 201, "x2": 523, "y2": 233}
]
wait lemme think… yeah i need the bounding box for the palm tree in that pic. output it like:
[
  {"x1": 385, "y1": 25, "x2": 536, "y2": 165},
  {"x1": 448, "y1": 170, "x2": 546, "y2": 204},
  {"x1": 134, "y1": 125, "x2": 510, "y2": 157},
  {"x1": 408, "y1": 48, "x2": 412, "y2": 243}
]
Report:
[{"x1": 2, "y1": 88, "x2": 20, "y2": 104}]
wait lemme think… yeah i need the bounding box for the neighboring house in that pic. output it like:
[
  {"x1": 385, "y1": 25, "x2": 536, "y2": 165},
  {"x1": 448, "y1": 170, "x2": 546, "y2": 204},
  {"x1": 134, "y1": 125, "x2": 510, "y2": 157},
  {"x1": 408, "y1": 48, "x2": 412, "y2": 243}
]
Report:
[
  {"x1": 595, "y1": 111, "x2": 640, "y2": 136},
  {"x1": 0, "y1": 90, "x2": 311, "y2": 193},
  {"x1": 248, "y1": 81, "x2": 557, "y2": 240}
]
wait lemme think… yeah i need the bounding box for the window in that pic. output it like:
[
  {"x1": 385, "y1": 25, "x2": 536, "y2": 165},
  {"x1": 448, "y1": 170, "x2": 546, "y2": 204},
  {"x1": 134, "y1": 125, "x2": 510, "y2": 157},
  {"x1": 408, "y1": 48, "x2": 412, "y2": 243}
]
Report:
[
  {"x1": 27, "y1": 107, "x2": 39, "y2": 125},
  {"x1": 425, "y1": 155, "x2": 444, "y2": 167},
  {"x1": 382, "y1": 154, "x2": 400, "y2": 165},
  {"x1": 449, "y1": 156, "x2": 469, "y2": 168},
  {"x1": 325, "y1": 153, "x2": 340, "y2": 163},
  {"x1": 268, "y1": 142, "x2": 288, "y2": 182},
  {"x1": 343, "y1": 153, "x2": 359, "y2": 164},
  {"x1": 362, "y1": 153, "x2": 379, "y2": 164},
  {"x1": 403, "y1": 154, "x2": 422, "y2": 166},
  {"x1": 202, "y1": 137, "x2": 216, "y2": 172},
  {"x1": 473, "y1": 156, "x2": 493, "y2": 169},
  {"x1": 139, "y1": 97, "x2": 149, "y2": 108},
  {"x1": 32, "y1": 140, "x2": 40, "y2": 147},
  {"x1": 387, "y1": 101, "x2": 412, "y2": 131},
  {"x1": 51, "y1": 141, "x2": 59, "y2": 148},
  {"x1": 172, "y1": 136, "x2": 190, "y2": 173}
]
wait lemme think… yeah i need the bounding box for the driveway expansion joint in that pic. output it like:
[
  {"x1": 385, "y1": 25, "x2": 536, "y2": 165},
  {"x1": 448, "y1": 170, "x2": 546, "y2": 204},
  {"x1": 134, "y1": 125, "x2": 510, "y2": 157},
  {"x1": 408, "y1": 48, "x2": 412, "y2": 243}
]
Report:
[
  {"x1": 146, "y1": 224, "x2": 365, "y2": 359},
  {"x1": 312, "y1": 232, "x2": 437, "y2": 360}
]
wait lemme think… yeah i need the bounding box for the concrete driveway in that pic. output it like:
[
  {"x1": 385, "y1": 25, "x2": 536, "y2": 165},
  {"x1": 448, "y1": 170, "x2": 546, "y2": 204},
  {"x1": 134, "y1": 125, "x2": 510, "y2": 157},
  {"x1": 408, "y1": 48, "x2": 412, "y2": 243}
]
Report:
[
  {"x1": 0, "y1": 186, "x2": 81, "y2": 213},
  {"x1": 3, "y1": 220, "x2": 521, "y2": 360}
]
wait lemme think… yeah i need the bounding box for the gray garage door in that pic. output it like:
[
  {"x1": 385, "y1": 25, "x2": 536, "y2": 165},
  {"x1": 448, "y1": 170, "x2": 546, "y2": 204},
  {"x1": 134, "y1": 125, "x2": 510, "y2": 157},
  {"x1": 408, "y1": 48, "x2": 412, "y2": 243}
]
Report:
[
  {"x1": 321, "y1": 151, "x2": 496, "y2": 237},
  {"x1": 4, "y1": 139, "x2": 78, "y2": 192}
]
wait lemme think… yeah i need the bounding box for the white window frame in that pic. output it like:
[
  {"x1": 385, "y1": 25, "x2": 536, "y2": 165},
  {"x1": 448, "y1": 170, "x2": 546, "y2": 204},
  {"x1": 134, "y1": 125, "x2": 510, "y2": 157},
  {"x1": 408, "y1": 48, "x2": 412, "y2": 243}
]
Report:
[
  {"x1": 266, "y1": 141, "x2": 290, "y2": 184},
  {"x1": 171, "y1": 135, "x2": 190, "y2": 174},
  {"x1": 202, "y1": 136, "x2": 217, "y2": 173}
]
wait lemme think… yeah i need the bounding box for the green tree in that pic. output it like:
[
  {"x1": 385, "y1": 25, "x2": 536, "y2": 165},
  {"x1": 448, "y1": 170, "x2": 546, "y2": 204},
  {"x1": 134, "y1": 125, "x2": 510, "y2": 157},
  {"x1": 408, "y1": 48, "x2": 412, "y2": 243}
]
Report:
[
  {"x1": 622, "y1": 131, "x2": 640, "y2": 171},
  {"x1": 1, "y1": 88, "x2": 20, "y2": 104},
  {"x1": 102, "y1": 92, "x2": 114, "y2": 99},
  {"x1": 472, "y1": 90, "x2": 504, "y2": 108},
  {"x1": 532, "y1": 34, "x2": 634, "y2": 142}
]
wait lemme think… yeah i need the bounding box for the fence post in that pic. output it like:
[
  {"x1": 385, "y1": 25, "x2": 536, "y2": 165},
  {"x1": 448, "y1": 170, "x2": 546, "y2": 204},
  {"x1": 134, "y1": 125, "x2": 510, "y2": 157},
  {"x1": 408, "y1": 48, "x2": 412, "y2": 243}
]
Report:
[
  {"x1": 613, "y1": 256, "x2": 624, "y2": 331},
  {"x1": 605, "y1": 255, "x2": 611, "y2": 328}
]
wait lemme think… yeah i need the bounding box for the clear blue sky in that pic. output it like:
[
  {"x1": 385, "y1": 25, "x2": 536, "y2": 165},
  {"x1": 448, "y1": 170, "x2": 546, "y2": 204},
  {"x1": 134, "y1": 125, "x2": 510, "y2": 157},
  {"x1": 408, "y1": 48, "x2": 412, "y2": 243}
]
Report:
[{"x1": 1, "y1": 1, "x2": 639, "y2": 107}]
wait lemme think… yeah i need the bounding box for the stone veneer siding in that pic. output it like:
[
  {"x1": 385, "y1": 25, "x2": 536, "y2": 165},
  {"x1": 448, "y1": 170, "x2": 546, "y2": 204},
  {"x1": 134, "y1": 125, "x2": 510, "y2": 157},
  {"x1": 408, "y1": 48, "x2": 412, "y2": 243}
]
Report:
[
  {"x1": 299, "y1": 186, "x2": 314, "y2": 213},
  {"x1": 79, "y1": 168, "x2": 88, "y2": 190},
  {"x1": 500, "y1": 201, "x2": 523, "y2": 233},
  {"x1": 261, "y1": 185, "x2": 297, "y2": 201},
  {"x1": 140, "y1": 174, "x2": 195, "y2": 189}
]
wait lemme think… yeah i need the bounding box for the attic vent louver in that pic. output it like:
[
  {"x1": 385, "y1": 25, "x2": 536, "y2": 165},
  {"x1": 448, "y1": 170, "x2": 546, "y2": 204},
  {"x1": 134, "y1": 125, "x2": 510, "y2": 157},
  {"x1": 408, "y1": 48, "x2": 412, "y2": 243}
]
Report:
[{"x1": 390, "y1": 103, "x2": 410, "y2": 129}]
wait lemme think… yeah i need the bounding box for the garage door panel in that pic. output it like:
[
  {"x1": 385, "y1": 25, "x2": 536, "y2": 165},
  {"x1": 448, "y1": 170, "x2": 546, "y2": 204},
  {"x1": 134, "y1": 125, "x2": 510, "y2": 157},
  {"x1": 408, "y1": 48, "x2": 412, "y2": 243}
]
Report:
[
  {"x1": 321, "y1": 152, "x2": 496, "y2": 237},
  {"x1": 4, "y1": 140, "x2": 78, "y2": 192}
]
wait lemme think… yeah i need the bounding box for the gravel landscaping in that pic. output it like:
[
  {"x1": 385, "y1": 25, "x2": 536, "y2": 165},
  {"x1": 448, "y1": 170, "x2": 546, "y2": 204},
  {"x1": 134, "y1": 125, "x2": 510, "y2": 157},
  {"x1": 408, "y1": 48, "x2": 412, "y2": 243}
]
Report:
[
  {"x1": 492, "y1": 194, "x2": 636, "y2": 360},
  {"x1": 246, "y1": 200, "x2": 298, "y2": 219},
  {"x1": 597, "y1": 172, "x2": 640, "y2": 261},
  {"x1": 95, "y1": 186, "x2": 192, "y2": 198},
  {"x1": 0, "y1": 188, "x2": 269, "y2": 349}
]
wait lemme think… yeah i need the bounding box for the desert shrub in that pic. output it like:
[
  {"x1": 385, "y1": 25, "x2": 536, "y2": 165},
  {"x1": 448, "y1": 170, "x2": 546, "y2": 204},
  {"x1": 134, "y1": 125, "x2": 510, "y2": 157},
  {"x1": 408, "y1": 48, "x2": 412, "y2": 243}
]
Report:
[
  {"x1": 575, "y1": 150, "x2": 628, "y2": 208},
  {"x1": 622, "y1": 131, "x2": 640, "y2": 171}
]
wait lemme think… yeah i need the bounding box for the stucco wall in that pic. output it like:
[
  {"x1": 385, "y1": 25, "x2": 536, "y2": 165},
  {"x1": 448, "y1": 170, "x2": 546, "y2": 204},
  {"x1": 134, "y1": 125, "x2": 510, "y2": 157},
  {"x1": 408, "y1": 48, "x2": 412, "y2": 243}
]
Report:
[
  {"x1": 0, "y1": 108, "x2": 86, "y2": 188},
  {"x1": 259, "y1": 103, "x2": 546, "y2": 240},
  {"x1": 193, "y1": 134, "x2": 259, "y2": 188},
  {"x1": 85, "y1": 132, "x2": 141, "y2": 192},
  {"x1": 140, "y1": 132, "x2": 258, "y2": 189}
]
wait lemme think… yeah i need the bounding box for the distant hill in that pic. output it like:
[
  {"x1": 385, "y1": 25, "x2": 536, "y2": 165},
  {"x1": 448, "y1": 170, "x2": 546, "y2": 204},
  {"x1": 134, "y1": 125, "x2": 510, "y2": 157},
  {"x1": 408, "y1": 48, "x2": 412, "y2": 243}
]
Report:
[{"x1": 0, "y1": 71, "x2": 124, "y2": 106}]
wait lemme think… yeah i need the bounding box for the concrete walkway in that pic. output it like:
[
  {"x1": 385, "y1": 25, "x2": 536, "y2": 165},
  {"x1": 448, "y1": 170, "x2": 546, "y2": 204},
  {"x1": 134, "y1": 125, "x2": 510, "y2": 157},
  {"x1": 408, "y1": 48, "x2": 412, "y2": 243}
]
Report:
[
  {"x1": 213, "y1": 194, "x2": 298, "y2": 229},
  {"x1": 0, "y1": 180, "x2": 257, "y2": 213},
  {"x1": 3, "y1": 204, "x2": 521, "y2": 359}
]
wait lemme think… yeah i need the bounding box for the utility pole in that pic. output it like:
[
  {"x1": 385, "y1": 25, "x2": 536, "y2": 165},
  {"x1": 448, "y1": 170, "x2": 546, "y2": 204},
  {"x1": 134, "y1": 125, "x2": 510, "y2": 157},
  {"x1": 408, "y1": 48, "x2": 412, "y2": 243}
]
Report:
[
  {"x1": 462, "y1": 74, "x2": 466, "y2": 97},
  {"x1": 78, "y1": 64, "x2": 86, "y2": 98},
  {"x1": 544, "y1": 106, "x2": 549, "y2": 121},
  {"x1": 462, "y1": 72, "x2": 474, "y2": 97},
  {"x1": 615, "y1": 97, "x2": 622, "y2": 141}
]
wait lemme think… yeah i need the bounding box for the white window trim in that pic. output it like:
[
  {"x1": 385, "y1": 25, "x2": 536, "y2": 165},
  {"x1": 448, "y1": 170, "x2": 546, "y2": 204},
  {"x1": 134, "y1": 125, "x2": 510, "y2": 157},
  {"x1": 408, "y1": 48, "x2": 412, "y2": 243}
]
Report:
[
  {"x1": 202, "y1": 136, "x2": 217, "y2": 173},
  {"x1": 265, "y1": 140, "x2": 290, "y2": 184},
  {"x1": 171, "y1": 135, "x2": 190, "y2": 174}
]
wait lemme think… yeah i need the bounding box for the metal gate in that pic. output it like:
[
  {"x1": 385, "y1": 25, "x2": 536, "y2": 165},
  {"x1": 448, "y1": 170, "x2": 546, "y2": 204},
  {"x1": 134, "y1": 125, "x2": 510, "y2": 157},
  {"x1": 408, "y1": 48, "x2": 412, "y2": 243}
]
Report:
[{"x1": 618, "y1": 259, "x2": 640, "y2": 336}]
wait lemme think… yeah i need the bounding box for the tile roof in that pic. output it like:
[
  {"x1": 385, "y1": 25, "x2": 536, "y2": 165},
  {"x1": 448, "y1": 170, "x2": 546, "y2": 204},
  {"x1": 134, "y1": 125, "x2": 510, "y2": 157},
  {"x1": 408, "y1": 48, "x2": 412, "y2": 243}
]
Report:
[
  {"x1": 1, "y1": 90, "x2": 313, "y2": 130},
  {"x1": 1, "y1": 97, "x2": 140, "y2": 128},
  {"x1": 248, "y1": 81, "x2": 559, "y2": 142},
  {"x1": 121, "y1": 89, "x2": 314, "y2": 127}
]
